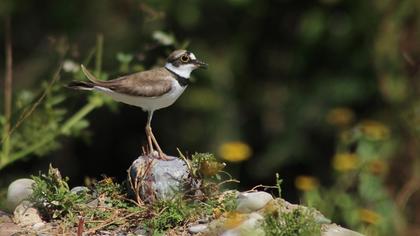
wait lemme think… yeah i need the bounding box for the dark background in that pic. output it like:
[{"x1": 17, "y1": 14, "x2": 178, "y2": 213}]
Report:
[{"x1": 0, "y1": 0, "x2": 419, "y2": 235}]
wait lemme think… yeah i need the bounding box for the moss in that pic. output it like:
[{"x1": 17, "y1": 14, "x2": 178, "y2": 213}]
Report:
[{"x1": 263, "y1": 206, "x2": 322, "y2": 236}]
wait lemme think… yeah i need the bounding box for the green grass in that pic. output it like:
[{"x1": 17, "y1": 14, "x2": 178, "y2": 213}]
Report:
[{"x1": 263, "y1": 205, "x2": 322, "y2": 236}]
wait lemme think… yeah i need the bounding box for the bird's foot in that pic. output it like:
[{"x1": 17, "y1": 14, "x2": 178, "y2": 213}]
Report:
[
  {"x1": 158, "y1": 151, "x2": 171, "y2": 161},
  {"x1": 147, "y1": 150, "x2": 171, "y2": 161},
  {"x1": 149, "y1": 150, "x2": 159, "y2": 157}
]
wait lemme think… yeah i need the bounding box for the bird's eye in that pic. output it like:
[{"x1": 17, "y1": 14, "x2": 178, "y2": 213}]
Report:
[{"x1": 180, "y1": 55, "x2": 190, "y2": 63}]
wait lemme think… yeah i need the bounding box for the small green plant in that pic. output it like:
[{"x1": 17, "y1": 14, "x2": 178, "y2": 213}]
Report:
[
  {"x1": 145, "y1": 197, "x2": 190, "y2": 233},
  {"x1": 30, "y1": 166, "x2": 146, "y2": 233},
  {"x1": 30, "y1": 165, "x2": 88, "y2": 219},
  {"x1": 276, "y1": 173, "x2": 283, "y2": 198},
  {"x1": 263, "y1": 206, "x2": 322, "y2": 236},
  {"x1": 190, "y1": 152, "x2": 226, "y2": 178}
]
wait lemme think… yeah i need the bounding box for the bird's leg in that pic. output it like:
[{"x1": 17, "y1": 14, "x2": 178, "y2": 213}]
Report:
[
  {"x1": 149, "y1": 128, "x2": 169, "y2": 160},
  {"x1": 146, "y1": 111, "x2": 155, "y2": 155},
  {"x1": 146, "y1": 110, "x2": 168, "y2": 160},
  {"x1": 145, "y1": 125, "x2": 154, "y2": 154}
]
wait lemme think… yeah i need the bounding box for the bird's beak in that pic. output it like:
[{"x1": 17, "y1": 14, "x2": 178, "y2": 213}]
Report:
[{"x1": 193, "y1": 60, "x2": 208, "y2": 69}]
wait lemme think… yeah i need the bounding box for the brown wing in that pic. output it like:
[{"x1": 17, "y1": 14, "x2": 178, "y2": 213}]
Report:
[{"x1": 88, "y1": 67, "x2": 173, "y2": 97}]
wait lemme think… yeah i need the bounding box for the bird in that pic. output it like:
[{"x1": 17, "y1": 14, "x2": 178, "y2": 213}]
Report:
[{"x1": 68, "y1": 49, "x2": 207, "y2": 159}]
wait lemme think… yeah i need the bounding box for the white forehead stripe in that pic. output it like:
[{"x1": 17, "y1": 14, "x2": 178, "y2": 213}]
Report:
[
  {"x1": 165, "y1": 63, "x2": 195, "y2": 78},
  {"x1": 174, "y1": 51, "x2": 185, "y2": 58},
  {"x1": 189, "y1": 53, "x2": 196, "y2": 60}
]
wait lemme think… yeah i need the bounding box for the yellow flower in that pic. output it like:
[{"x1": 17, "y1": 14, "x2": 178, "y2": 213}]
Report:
[
  {"x1": 295, "y1": 175, "x2": 319, "y2": 191},
  {"x1": 213, "y1": 208, "x2": 223, "y2": 219},
  {"x1": 359, "y1": 209, "x2": 381, "y2": 224},
  {"x1": 223, "y1": 212, "x2": 247, "y2": 229},
  {"x1": 339, "y1": 130, "x2": 353, "y2": 142},
  {"x1": 326, "y1": 107, "x2": 354, "y2": 127},
  {"x1": 368, "y1": 160, "x2": 388, "y2": 175},
  {"x1": 200, "y1": 160, "x2": 226, "y2": 177},
  {"x1": 359, "y1": 120, "x2": 390, "y2": 140},
  {"x1": 332, "y1": 153, "x2": 359, "y2": 172},
  {"x1": 219, "y1": 141, "x2": 252, "y2": 162}
]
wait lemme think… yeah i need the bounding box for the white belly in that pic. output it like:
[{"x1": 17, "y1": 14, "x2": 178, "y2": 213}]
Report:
[{"x1": 95, "y1": 80, "x2": 186, "y2": 111}]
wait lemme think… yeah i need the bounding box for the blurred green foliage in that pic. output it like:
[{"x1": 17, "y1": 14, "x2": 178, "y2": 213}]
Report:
[
  {"x1": 299, "y1": 119, "x2": 400, "y2": 235},
  {"x1": 0, "y1": 37, "x2": 106, "y2": 170},
  {"x1": 0, "y1": 0, "x2": 419, "y2": 234}
]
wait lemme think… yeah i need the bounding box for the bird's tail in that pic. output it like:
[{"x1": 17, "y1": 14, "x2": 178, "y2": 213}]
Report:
[
  {"x1": 66, "y1": 80, "x2": 95, "y2": 90},
  {"x1": 80, "y1": 65, "x2": 103, "y2": 84},
  {"x1": 66, "y1": 65, "x2": 102, "y2": 90}
]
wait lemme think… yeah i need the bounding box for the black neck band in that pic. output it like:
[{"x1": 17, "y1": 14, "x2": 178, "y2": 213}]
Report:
[{"x1": 165, "y1": 67, "x2": 190, "y2": 87}]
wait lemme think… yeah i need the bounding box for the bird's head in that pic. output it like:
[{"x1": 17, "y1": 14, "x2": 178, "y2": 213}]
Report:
[{"x1": 165, "y1": 49, "x2": 207, "y2": 78}]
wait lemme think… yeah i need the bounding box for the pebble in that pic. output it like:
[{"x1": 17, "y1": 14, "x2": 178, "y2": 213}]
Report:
[
  {"x1": 133, "y1": 227, "x2": 147, "y2": 236},
  {"x1": 32, "y1": 222, "x2": 45, "y2": 230},
  {"x1": 87, "y1": 199, "x2": 99, "y2": 207},
  {"x1": 236, "y1": 191, "x2": 274, "y2": 213},
  {"x1": 13, "y1": 201, "x2": 43, "y2": 226},
  {"x1": 70, "y1": 186, "x2": 90, "y2": 195},
  {"x1": 6, "y1": 178, "x2": 35, "y2": 211},
  {"x1": 188, "y1": 223, "x2": 208, "y2": 233},
  {"x1": 323, "y1": 224, "x2": 365, "y2": 236},
  {"x1": 221, "y1": 212, "x2": 264, "y2": 236}
]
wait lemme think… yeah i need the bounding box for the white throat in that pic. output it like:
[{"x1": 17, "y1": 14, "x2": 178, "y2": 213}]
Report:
[{"x1": 165, "y1": 63, "x2": 194, "y2": 78}]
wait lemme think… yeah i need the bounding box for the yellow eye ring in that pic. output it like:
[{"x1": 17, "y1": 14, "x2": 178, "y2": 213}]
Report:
[{"x1": 180, "y1": 55, "x2": 190, "y2": 63}]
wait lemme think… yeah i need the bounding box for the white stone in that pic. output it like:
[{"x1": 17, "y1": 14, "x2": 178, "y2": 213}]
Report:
[
  {"x1": 70, "y1": 186, "x2": 89, "y2": 194},
  {"x1": 188, "y1": 224, "x2": 208, "y2": 233},
  {"x1": 32, "y1": 222, "x2": 45, "y2": 230},
  {"x1": 221, "y1": 213, "x2": 265, "y2": 236},
  {"x1": 236, "y1": 191, "x2": 274, "y2": 213},
  {"x1": 13, "y1": 201, "x2": 43, "y2": 226},
  {"x1": 323, "y1": 224, "x2": 365, "y2": 236},
  {"x1": 7, "y1": 178, "x2": 35, "y2": 211}
]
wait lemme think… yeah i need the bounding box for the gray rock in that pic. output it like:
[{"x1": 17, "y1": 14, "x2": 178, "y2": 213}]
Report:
[
  {"x1": 6, "y1": 178, "x2": 35, "y2": 211},
  {"x1": 128, "y1": 155, "x2": 191, "y2": 203},
  {"x1": 13, "y1": 201, "x2": 43, "y2": 226},
  {"x1": 236, "y1": 191, "x2": 273, "y2": 213},
  {"x1": 87, "y1": 198, "x2": 99, "y2": 207}
]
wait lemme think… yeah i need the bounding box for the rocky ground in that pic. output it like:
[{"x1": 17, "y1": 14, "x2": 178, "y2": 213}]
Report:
[{"x1": 0, "y1": 154, "x2": 365, "y2": 236}]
